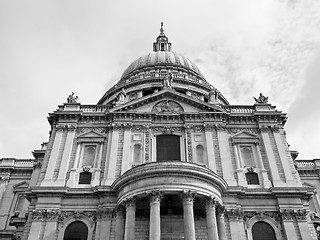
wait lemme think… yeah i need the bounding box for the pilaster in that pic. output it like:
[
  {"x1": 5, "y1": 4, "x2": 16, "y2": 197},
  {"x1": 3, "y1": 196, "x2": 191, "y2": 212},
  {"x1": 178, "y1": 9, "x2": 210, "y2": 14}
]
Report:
[
  {"x1": 259, "y1": 127, "x2": 283, "y2": 187},
  {"x1": 216, "y1": 126, "x2": 236, "y2": 186},
  {"x1": 204, "y1": 125, "x2": 217, "y2": 172},
  {"x1": 104, "y1": 126, "x2": 120, "y2": 185}
]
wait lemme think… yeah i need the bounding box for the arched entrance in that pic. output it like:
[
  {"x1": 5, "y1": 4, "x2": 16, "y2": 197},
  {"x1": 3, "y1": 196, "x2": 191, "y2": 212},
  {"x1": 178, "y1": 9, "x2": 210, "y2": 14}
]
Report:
[
  {"x1": 252, "y1": 221, "x2": 276, "y2": 240},
  {"x1": 156, "y1": 135, "x2": 180, "y2": 161},
  {"x1": 63, "y1": 221, "x2": 88, "y2": 240}
]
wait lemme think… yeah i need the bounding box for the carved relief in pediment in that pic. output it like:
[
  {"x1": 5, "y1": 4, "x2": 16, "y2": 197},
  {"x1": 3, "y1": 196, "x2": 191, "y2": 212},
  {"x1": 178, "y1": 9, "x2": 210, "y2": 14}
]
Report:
[{"x1": 152, "y1": 100, "x2": 184, "y2": 114}]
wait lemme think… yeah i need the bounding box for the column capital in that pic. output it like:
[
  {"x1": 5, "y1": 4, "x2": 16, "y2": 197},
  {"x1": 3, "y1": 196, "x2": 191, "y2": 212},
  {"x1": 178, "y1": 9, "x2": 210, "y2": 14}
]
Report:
[
  {"x1": 202, "y1": 196, "x2": 218, "y2": 208},
  {"x1": 148, "y1": 190, "x2": 163, "y2": 203},
  {"x1": 216, "y1": 205, "x2": 226, "y2": 216},
  {"x1": 123, "y1": 197, "x2": 136, "y2": 208},
  {"x1": 181, "y1": 190, "x2": 196, "y2": 203}
]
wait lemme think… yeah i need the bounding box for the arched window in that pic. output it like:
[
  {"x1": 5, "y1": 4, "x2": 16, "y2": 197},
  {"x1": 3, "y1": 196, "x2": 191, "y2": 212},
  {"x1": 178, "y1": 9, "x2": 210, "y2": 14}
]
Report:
[
  {"x1": 82, "y1": 146, "x2": 96, "y2": 167},
  {"x1": 79, "y1": 172, "x2": 92, "y2": 184},
  {"x1": 196, "y1": 145, "x2": 204, "y2": 164},
  {"x1": 252, "y1": 221, "x2": 276, "y2": 240},
  {"x1": 133, "y1": 144, "x2": 142, "y2": 163},
  {"x1": 63, "y1": 221, "x2": 88, "y2": 240},
  {"x1": 241, "y1": 147, "x2": 255, "y2": 167},
  {"x1": 246, "y1": 172, "x2": 259, "y2": 185},
  {"x1": 156, "y1": 135, "x2": 180, "y2": 162}
]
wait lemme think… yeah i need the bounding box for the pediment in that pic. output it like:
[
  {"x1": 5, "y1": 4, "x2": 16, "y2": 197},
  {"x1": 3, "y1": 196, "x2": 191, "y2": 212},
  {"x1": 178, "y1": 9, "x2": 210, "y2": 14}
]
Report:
[
  {"x1": 110, "y1": 89, "x2": 224, "y2": 113},
  {"x1": 77, "y1": 130, "x2": 105, "y2": 139},
  {"x1": 231, "y1": 130, "x2": 258, "y2": 139},
  {"x1": 231, "y1": 130, "x2": 259, "y2": 143},
  {"x1": 13, "y1": 181, "x2": 29, "y2": 191}
]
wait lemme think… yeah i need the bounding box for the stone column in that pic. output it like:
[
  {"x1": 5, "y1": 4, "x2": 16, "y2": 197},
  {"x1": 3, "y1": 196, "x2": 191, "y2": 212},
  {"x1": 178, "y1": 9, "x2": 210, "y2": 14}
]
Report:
[
  {"x1": 149, "y1": 191, "x2": 162, "y2": 240},
  {"x1": 216, "y1": 206, "x2": 227, "y2": 240},
  {"x1": 115, "y1": 206, "x2": 125, "y2": 240},
  {"x1": 182, "y1": 191, "x2": 196, "y2": 240},
  {"x1": 204, "y1": 197, "x2": 219, "y2": 240},
  {"x1": 124, "y1": 198, "x2": 136, "y2": 240}
]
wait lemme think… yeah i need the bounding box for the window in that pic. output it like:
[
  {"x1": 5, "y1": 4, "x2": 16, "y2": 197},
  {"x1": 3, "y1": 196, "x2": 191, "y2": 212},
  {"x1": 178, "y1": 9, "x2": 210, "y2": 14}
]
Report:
[
  {"x1": 82, "y1": 146, "x2": 96, "y2": 167},
  {"x1": 78, "y1": 172, "x2": 92, "y2": 184},
  {"x1": 252, "y1": 221, "x2": 276, "y2": 240},
  {"x1": 196, "y1": 145, "x2": 204, "y2": 164},
  {"x1": 63, "y1": 221, "x2": 88, "y2": 240},
  {"x1": 15, "y1": 195, "x2": 25, "y2": 211},
  {"x1": 133, "y1": 144, "x2": 142, "y2": 163},
  {"x1": 156, "y1": 135, "x2": 180, "y2": 162},
  {"x1": 246, "y1": 172, "x2": 259, "y2": 185},
  {"x1": 240, "y1": 146, "x2": 255, "y2": 167}
]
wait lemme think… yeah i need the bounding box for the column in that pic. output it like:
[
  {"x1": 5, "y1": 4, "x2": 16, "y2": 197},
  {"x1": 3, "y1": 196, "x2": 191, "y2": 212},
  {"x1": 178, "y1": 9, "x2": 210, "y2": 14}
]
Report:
[
  {"x1": 124, "y1": 198, "x2": 136, "y2": 240},
  {"x1": 204, "y1": 197, "x2": 219, "y2": 240},
  {"x1": 182, "y1": 191, "x2": 196, "y2": 240},
  {"x1": 225, "y1": 209, "x2": 246, "y2": 240},
  {"x1": 216, "y1": 206, "x2": 227, "y2": 240},
  {"x1": 114, "y1": 207, "x2": 125, "y2": 240},
  {"x1": 149, "y1": 191, "x2": 162, "y2": 240},
  {"x1": 233, "y1": 144, "x2": 246, "y2": 186}
]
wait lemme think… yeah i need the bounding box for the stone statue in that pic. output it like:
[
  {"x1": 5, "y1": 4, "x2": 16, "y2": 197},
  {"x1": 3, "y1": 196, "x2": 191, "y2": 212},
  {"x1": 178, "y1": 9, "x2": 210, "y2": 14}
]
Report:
[
  {"x1": 254, "y1": 93, "x2": 268, "y2": 104},
  {"x1": 115, "y1": 88, "x2": 127, "y2": 105},
  {"x1": 208, "y1": 85, "x2": 218, "y2": 103},
  {"x1": 163, "y1": 72, "x2": 173, "y2": 89},
  {"x1": 67, "y1": 92, "x2": 79, "y2": 103}
]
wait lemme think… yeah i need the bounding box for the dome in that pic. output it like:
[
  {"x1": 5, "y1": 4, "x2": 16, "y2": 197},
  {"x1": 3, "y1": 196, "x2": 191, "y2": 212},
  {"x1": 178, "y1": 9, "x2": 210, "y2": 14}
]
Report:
[
  {"x1": 98, "y1": 23, "x2": 229, "y2": 106},
  {"x1": 121, "y1": 51, "x2": 204, "y2": 80}
]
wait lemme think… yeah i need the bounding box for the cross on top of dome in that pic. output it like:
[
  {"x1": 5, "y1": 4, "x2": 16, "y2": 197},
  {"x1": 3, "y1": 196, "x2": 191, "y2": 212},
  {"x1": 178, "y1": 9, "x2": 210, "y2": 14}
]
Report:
[{"x1": 153, "y1": 22, "x2": 172, "y2": 52}]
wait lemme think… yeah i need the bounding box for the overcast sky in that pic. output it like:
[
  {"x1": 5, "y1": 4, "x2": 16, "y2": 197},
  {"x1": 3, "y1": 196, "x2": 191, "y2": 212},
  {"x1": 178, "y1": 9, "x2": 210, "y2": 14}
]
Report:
[{"x1": 0, "y1": 0, "x2": 319, "y2": 159}]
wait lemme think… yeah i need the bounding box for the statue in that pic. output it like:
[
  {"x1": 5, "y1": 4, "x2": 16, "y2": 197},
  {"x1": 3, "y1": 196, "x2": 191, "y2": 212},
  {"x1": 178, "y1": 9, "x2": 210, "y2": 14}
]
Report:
[
  {"x1": 115, "y1": 88, "x2": 127, "y2": 105},
  {"x1": 163, "y1": 71, "x2": 173, "y2": 89},
  {"x1": 67, "y1": 92, "x2": 79, "y2": 103},
  {"x1": 254, "y1": 93, "x2": 268, "y2": 104},
  {"x1": 208, "y1": 85, "x2": 218, "y2": 102}
]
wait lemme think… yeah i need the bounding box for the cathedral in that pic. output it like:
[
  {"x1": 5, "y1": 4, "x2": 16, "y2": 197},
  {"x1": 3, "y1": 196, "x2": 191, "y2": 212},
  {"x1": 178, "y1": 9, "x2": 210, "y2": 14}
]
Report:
[{"x1": 1, "y1": 24, "x2": 320, "y2": 240}]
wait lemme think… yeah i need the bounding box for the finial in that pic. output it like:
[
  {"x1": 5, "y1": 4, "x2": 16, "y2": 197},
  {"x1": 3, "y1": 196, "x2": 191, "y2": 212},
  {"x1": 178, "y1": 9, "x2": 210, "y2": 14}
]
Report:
[{"x1": 160, "y1": 22, "x2": 164, "y2": 34}]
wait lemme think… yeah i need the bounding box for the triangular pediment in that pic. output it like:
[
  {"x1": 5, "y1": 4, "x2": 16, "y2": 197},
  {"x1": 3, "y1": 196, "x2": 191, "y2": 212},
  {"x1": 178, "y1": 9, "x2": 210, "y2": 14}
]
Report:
[
  {"x1": 110, "y1": 89, "x2": 225, "y2": 113},
  {"x1": 77, "y1": 130, "x2": 105, "y2": 139},
  {"x1": 231, "y1": 130, "x2": 259, "y2": 139},
  {"x1": 13, "y1": 181, "x2": 29, "y2": 190}
]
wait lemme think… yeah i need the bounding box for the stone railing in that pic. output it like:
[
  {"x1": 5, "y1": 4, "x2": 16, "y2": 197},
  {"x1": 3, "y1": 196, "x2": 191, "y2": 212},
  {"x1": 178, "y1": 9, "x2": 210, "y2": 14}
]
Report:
[
  {"x1": 0, "y1": 158, "x2": 34, "y2": 168},
  {"x1": 80, "y1": 105, "x2": 109, "y2": 112},
  {"x1": 227, "y1": 106, "x2": 254, "y2": 113}
]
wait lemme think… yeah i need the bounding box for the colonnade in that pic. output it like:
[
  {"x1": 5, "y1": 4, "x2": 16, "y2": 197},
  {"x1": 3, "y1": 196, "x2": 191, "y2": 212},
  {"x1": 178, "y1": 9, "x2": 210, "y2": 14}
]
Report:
[{"x1": 115, "y1": 191, "x2": 227, "y2": 240}]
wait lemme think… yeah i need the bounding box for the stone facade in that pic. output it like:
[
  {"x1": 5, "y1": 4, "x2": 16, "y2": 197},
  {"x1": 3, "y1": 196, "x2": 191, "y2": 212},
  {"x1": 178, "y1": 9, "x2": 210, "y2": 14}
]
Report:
[{"x1": 1, "y1": 24, "x2": 319, "y2": 240}]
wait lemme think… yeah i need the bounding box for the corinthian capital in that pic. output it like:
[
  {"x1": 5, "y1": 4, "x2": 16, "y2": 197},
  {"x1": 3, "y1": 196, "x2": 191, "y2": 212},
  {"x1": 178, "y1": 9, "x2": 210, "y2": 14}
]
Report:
[{"x1": 148, "y1": 190, "x2": 163, "y2": 203}]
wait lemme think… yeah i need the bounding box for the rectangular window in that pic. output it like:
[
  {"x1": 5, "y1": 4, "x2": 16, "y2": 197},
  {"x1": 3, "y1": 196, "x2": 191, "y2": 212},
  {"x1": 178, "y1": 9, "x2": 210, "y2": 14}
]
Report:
[{"x1": 240, "y1": 146, "x2": 255, "y2": 167}]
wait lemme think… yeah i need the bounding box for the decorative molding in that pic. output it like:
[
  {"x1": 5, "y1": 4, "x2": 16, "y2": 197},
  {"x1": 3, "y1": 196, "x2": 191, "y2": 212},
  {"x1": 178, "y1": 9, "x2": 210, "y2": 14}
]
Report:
[
  {"x1": 152, "y1": 100, "x2": 184, "y2": 114},
  {"x1": 225, "y1": 208, "x2": 244, "y2": 220},
  {"x1": 280, "y1": 209, "x2": 295, "y2": 221},
  {"x1": 215, "y1": 124, "x2": 226, "y2": 131},
  {"x1": 186, "y1": 129, "x2": 193, "y2": 162},
  {"x1": 259, "y1": 126, "x2": 269, "y2": 132},
  {"x1": 144, "y1": 127, "x2": 150, "y2": 162},
  {"x1": 228, "y1": 128, "x2": 260, "y2": 135},
  {"x1": 33, "y1": 161, "x2": 42, "y2": 169},
  {"x1": 0, "y1": 176, "x2": 9, "y2": 183},
  {"x1": 152, "y1": 126, "x2": 184, "y2": 134},
  {"x1": 56, "y1": 124, "x2": 77, "y2": 131}
]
